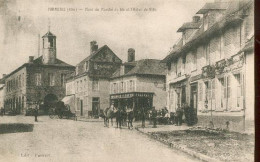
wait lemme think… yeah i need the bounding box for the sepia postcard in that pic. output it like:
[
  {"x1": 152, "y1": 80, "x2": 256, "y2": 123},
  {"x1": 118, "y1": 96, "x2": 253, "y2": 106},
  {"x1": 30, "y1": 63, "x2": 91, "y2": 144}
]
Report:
[{"x1": 0, "y1": 0, "x2": 255, "y2": 161}]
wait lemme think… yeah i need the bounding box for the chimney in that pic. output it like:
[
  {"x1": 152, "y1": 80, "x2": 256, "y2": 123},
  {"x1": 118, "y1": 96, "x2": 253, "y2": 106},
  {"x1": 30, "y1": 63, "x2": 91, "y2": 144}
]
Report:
[
  {"x1": 2, "y1": 74, "x2": 6, "y2": 78},
  {"x1": 90, "y1": 41, "x2": 98, "y2": 54},
  {"x1": 192, "y1": 16, "x2": 200, "y2": 23},
  {"x1": 29, "y1": 56, "x2": 34, "y2": 63},
  {"x1": 128, "y1": 48, "x2": 135, "y2": 62}
]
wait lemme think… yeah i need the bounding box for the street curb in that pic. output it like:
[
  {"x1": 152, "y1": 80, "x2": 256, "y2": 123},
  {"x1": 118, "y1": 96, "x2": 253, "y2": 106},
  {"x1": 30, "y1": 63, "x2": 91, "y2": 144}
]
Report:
[{"x1": 135, "y1": 127, "x2": 222, "y2": 162}]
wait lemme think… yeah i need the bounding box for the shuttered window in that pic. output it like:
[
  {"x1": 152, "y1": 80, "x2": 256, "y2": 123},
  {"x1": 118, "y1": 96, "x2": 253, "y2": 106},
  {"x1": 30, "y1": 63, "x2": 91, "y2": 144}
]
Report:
[
  {"x1": 210, "y1": 37, "x2": 220, "y2": 53},
  {"x1": 224, "y1": 29, "x2": 232, "y2": 46},
  {"x1": 227, "y1": 76, "x2": 231, "y2": 98},
  {"x1": 212, "y1": 79, "x2": 215, "y2": 100},
  {"x1": 199, "y1": 83, "x2": 203, "y2": 101}
]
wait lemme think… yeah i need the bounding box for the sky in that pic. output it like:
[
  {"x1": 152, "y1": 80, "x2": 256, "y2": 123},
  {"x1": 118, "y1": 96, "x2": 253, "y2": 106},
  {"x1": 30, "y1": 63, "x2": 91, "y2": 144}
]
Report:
[{"x1": 0, "y1": 0, "x2": 215, "y2": 77}]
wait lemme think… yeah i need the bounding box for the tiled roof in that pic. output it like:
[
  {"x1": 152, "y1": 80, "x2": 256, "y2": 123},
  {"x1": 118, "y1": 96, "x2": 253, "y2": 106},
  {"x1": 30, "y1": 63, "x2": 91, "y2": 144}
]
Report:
[
  {"x1": 77, "y1": 45, "x2": 107, "y2": 66},
  {"x1": 4, "y1": 56, "x2": 74, "y2": 79},
  {"x1": 162, "y1": 0, "x2": 253, "y2": 63},
  {"x1": 112, "y1": 59, "x2": 167, "y2": 78},
  {"x1": 42, "y1": 31, "x2": 56, "y2": 37},
  {"x1": 32, "y1": 56, "x2": 74, "y2": 67},
  {"x1": 177, "y1": 21, "x2": 202, "y2": 32},
  {"x1": 197, "y1": 2, "x2": 229, "y2": 14}
]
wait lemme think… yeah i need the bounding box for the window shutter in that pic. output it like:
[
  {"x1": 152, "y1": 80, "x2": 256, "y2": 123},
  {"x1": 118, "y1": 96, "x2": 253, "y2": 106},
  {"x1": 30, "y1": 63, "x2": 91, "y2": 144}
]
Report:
[
  {"x1": 212, "y1": 79, "x2": 215, "y2": 100},
  {"x1": 224, "y1": 77, "x2": 227, "y2": 99},
  {"x1": 208, "y1": 81, "x2": 211, "y2": 100},
  {"x1": 224, "y1": 29, "x2": 232, "y2": 46},
  {"x1": 210, "y1": 37, "x2": 219, "y2": 53},
  {"x1": 199, "y1": 83, "x2": 203, "y2": 101}
]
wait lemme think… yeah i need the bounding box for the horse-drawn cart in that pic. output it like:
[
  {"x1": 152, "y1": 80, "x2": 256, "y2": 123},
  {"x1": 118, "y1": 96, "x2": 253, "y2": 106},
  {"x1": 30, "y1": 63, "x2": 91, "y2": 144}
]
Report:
[{"x1": 48, "y1": 101, "x2": 76, "y2": 119}]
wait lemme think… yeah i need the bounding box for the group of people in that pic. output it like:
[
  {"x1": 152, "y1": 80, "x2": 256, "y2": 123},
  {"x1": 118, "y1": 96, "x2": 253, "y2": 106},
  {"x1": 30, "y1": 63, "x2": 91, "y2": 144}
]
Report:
[{"x1": 175, "y1": 102, "x2": 198, "y2": 126}]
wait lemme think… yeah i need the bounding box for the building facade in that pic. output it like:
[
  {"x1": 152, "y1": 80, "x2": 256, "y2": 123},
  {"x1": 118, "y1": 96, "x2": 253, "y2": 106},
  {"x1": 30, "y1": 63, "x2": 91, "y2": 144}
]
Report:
[
  {"x1": 67, "y1": 41, "x2": 122, "y2": 117},
  {"x1": 110, "y1": 49, "x2": 167, "y2": 119},
  {"x1": 163, "y1": 0, "x2": 254, "y2": 132},
  {"x1": 4, "y1": 30, "x2": 75, "y2": 114},
  {"x1": 0, "y1": 84, "x2": 5, "y2": 109}
]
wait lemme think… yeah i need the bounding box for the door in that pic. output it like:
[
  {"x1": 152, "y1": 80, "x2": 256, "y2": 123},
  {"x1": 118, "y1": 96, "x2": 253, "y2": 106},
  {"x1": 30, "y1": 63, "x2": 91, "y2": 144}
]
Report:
[
  {"x1": 181, "y1": 86, "x2": 186, "y2": 105},
  {"x1": 80, "y1": 100, "x2": 83, "y2": 116},
  {"x1": 92, "y1": 97, "x2": 100, "y2": 117},
  {"x1": 190, "y1": 84, "x2": 198, "y2": 117}
]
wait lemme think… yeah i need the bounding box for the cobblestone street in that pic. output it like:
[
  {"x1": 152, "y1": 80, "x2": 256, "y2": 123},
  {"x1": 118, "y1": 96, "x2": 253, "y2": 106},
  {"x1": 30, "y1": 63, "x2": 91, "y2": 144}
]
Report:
[{"x1": 0, "y1": 116, "x2": 198, "y2": 162}]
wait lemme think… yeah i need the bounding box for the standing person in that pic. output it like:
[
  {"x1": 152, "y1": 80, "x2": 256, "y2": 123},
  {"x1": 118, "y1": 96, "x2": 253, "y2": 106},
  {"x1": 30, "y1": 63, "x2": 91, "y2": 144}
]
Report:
[
  {"x1": 0, "y1": 107, "x2": 3, "y2": 116},
  {"x1": 141, "y1": 107, "x2": 146, "y2": 128},
  {"x1": 34, "y1": 104, "x2": 39, "y2": 122},
  {"x1": 183, "y1": 102, "x2": 191, "y2": 126},
  {"x1": 176, "y1": 104, "x2": 183, "y2": 126},
  {"x1": 115, "y1": 106, "x2": 121, "y2": 128},
  {"x1": 151, "y1": 107, "x2": 157, "y2": 128}
]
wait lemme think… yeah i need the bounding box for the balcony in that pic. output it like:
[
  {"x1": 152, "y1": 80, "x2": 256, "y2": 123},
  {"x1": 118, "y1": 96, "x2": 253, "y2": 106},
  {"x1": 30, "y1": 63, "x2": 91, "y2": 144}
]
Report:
[{"x1": 202, "y1": 65, "x2": 215, "y2": 79}]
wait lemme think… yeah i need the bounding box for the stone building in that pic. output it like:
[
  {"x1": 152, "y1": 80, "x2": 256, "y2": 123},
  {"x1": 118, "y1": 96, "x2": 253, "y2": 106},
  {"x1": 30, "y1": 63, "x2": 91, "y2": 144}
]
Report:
[
  {"x1": 162, "y1": 0, "x2": 254, "y2": 132},
  {"x1": 66, "y1": 41, "x2": 122, "y2": 117},
  {"x1": 0, "y1": 84, "x2": 5, "y2": 109},
  {"x1": 110, "y1": 49, "x2": 167, "y2": 118},
  {"x1": 4, "y1": 30, "x2": 75, "y2": 114}
]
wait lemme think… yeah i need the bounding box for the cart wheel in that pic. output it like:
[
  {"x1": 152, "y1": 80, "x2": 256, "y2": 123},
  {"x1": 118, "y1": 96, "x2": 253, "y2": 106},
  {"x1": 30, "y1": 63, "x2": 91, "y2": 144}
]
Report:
[
  {"x1": 58, "y1": 114, "x2": 63, "y2": 119},
  {"x1": 49, "y1": 109, "x2": 55, "y2": 119}
]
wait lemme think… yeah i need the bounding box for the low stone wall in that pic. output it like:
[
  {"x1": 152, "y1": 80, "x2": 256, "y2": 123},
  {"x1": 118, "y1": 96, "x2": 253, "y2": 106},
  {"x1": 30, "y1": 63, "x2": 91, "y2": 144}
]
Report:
[{"x1": 197, "y1": 115, "x2": 253, "y2": 133}]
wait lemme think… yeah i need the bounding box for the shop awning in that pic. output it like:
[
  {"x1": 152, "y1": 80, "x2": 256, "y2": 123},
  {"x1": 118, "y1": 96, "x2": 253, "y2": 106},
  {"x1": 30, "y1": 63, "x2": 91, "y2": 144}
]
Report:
[
  {"x1": 168, "y1": 75, "x2": 187, "y2": 84},
  {"x1": 61, "y1": 95, "x2": 75, "y2": 112}
]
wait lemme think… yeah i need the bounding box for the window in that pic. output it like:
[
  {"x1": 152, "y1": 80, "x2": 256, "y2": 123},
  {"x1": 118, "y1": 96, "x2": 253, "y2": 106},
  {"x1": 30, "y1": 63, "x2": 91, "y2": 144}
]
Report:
[
  {"x1": 22, "y1": 73, "x2": 24, "y2": 87},
  {"x1": 18, "y1": 75, "x2": 21, "y2": 88},
  {"x1": 129, "y1": 80, "x2": 135, "y2": 92},
  {"x1": 113, "y1": 83, "x2": 117, "y2": 93},
  {"x1": 219, "y1": 78, "x2": 225, "y2": 109},
  {"x1": 205, "y1": 44, "x2": 210, "y2": 65},
  {"x1": 192, "y1": 50, "x2": 197, "y2": 71},
  {"x1": 76, "y1": 66, "x2": 79, "y2": 75},
  {"x1": 205, "y1": 81, "x2": 211, "y2": 102},
  {"x1": 85, "y1": 62, "x2": 89, "y2": 71},
  {"x1": 80, "y1": 80, "x2": 83, "y2": 92},
  {"x1": 227, "y1": 76, "x2": 231, "y2": 98},
  {"x1": 211, "y1": 79, "x2": 215, "y2": 100},
  {"x1": 120, "y1": 82, "x2": 124, "y2": 93},
  {"x1": 235, "y1": 74, "x2": 242, "y2": 108},
  {"x1": 199, "y1": 83, "x2": 203, "y2": 101},
  {"x1": 76, "y1": 81, "x2": 79, "y2": 92},
  {"x1": 61, "y1": 74, "x2": 65, "y2": 86},
  {"x1": 84, "y1": 79, "x2": 87, "y2": 90},
  {"x1": 92, "y1": 79, "x2": 99, "y2": 91},
  {"x1": 224, "y1": 29, "x2": 232, "y2": 46},
  {"x1": 35, "y1": 73, "x2": 42, "y2": 86},
  {"x1": 94, "y1": 63, "x2": 98, "y2": 70},
  {"x1": 48, "y1": 73, "x2": 55, "y2": 86},
  {"x1": 16, "y1": 77, "x2": 18, "y2": 89}
]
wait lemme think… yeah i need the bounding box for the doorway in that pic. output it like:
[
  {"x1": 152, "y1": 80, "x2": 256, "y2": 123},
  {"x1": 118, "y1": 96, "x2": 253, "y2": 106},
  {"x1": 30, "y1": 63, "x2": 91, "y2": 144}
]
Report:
[
  {"x1": 80, "y1": 100, "x2": 83, "y2": 116},
  {"x1": 92, "y1": 97, "x2": 100, "y2": 118},
  {"x1": 190, "y1": 84, "x2": 198, "y2": 118}
]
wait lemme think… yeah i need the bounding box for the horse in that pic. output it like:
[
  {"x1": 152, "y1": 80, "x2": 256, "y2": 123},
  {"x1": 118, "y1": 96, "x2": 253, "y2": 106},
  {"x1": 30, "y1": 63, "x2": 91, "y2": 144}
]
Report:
[
  {"x1": 126, "y1": 109, "x2": 134, "y2": 129},
  {"x1": 100, "y1": 107, "x2": 114, "y2": 127}
]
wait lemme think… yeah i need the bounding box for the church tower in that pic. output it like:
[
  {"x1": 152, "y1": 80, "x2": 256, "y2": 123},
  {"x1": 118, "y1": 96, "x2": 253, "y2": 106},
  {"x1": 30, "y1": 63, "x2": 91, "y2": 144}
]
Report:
[{"x1": 42, "y1": 29, "x2": 56, "y2": 64}]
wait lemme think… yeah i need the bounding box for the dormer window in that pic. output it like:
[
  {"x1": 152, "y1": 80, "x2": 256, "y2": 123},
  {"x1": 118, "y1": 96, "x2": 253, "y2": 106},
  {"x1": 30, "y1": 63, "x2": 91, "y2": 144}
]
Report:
[
  {"x1": 85, "y1": 62, "x2": 89, "y2": 71},
  {"x1": 120, "y1": 65, "x2": 125, "y2": 75},
  {"x1": 94, "y1": 63, "x2": 98, "y2": 70},
  {"x1": 76, "y1": 66, "x2": 79, "y2": 75}
]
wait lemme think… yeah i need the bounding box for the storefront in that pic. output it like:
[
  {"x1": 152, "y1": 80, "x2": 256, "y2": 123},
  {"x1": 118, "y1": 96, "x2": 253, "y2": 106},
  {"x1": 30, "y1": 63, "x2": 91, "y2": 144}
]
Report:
[{"x1": 110, "y1": 92, "x2": 154, "y2": 120}]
